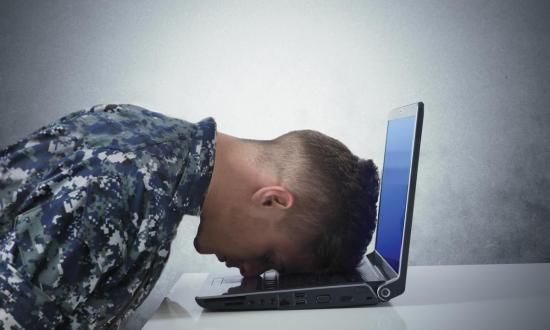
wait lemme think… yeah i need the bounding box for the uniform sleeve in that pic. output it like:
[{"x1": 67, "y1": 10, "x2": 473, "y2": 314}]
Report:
[{"x1": 0, "y1": 169, "x2": 131, "y2": 329}]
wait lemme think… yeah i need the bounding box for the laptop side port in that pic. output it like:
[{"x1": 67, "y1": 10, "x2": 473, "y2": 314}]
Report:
[
  {"x1": 315, "y1": 294, "x2": 331, "y2": 303},
  {"x1": 294, "y1": 292, "x2": 307, "y2": 305},
  {"x1": 294, "y1": 293, "x2": 306, "y2": 305},
  {"x1": 279, "y1": 294, "x2": 291, "y2": 308},
  {"x1": 205, "y1": 296, "x2": 247, "y2": 309}
]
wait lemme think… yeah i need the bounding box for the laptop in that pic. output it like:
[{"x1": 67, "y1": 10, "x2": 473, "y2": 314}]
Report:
[{"x1": 195, "y1": 102, "x2": 424, "y2": 310}]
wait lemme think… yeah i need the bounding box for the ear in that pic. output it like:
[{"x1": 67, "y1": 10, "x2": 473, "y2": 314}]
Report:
[{"x1": 251, "y1": 186, "x2": 294, "y2": 209}]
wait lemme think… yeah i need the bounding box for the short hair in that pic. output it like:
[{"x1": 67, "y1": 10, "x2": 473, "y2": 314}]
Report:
[{"x1": 255, "y1": 130, "x2": 380, "y2": 273}]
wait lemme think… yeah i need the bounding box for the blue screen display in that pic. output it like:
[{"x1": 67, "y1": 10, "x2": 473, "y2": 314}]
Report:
[{"x1": 375, "y1": 116, "x2": 416, "y2": 273}]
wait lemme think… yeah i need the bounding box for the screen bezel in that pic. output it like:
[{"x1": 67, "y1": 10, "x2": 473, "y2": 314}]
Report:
[{"x1": 372, "y1": 102, "x2": 424, "y2": 301}]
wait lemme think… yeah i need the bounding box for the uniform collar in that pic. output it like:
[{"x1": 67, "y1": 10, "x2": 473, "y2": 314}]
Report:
[{"x1": 169, "y1": 116, "x2": 217, "y2": 216}]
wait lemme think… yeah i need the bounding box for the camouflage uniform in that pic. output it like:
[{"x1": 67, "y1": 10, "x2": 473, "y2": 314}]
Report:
[{"x1": 0, "y1": 104, "x2": 217, "y2": 329}]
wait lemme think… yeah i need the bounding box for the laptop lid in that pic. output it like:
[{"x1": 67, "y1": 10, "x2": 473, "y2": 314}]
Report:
[{"x1": 367, "y1": 102, "x2": 423, "y2": 301}]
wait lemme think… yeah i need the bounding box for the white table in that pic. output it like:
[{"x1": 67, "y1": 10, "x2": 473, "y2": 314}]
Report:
[{"x1": 143, "y1": 263, "x2": 550, "y2": 330}]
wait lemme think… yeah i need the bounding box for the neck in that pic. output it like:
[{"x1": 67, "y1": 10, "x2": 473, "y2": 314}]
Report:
[{"x1": 201, "y1": 131, "x2": 276, "y2": 219}]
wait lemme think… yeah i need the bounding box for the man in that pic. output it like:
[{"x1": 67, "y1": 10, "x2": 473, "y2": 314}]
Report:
[{"x1": 0, "y1": 104, "x2": 380, "y2": 329}]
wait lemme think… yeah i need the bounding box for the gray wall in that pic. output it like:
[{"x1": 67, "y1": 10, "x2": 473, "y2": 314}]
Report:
[{"x1": 1, "y1": 0, "x2": 549, "y2": 272}]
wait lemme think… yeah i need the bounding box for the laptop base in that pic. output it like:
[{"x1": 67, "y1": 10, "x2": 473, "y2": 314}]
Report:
[{"x1": 196, "y1": 282, "x2": 379, "y2": 310}]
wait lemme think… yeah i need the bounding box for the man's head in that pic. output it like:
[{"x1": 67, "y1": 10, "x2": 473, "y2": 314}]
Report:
[{"x1": 194, "y1": 129, "x2": 380, "y2": 277}]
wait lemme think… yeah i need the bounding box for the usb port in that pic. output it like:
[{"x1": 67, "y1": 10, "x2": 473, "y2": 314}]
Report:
[{"x1": 294, "y1": 292, "x2": 307, "y2": 305}]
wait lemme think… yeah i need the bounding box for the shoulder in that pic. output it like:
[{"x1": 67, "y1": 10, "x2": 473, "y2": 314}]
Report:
[{"x1": 73, "y1": 104, "x2": 217, "y2": 152}]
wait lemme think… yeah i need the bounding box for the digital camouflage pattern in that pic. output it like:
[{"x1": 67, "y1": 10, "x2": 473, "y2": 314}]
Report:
[{"x1": 0, "y1": 104, "x2": 217, "y2": 329}]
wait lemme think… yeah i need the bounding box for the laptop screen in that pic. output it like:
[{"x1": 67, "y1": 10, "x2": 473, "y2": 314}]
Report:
[{"x1": 374, "y1": 115, "x2": 416, "y2": 273}]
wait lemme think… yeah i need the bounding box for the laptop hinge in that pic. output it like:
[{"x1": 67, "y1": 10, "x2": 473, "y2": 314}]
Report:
[
  {"x1": 358, "y1": 255, "x2": 386, "y2": 282},
  {"x1": 370, "y1": 251, "x2": 398, "y2": 280}
]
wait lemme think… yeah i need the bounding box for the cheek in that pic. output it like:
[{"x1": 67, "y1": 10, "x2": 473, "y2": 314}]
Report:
[
  {"x1": 228, "y1": 235, "x2": 262, "y2": 258},
  {"x1": 222, "y1": 206, "x2": 271, "y2": 257},
  {"x1": 225, "y1": 234, "x2": 269, "y2": 261}
]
